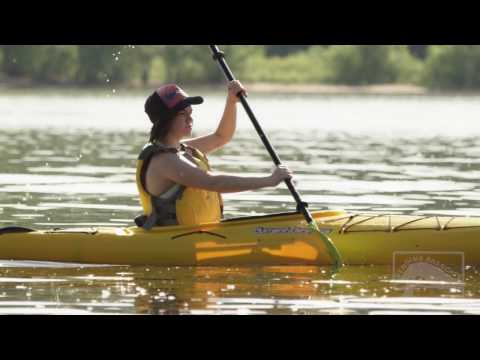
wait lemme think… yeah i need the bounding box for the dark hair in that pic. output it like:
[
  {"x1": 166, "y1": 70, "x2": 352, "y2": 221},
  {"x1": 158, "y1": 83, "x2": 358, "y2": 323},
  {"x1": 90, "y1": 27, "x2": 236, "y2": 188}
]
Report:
[
  {"x1": 145, "y1": 93, "x2": 177, "y2": 143},
  {"x1": 149, "y1": 112, "x2": 177, "y2": 143}
]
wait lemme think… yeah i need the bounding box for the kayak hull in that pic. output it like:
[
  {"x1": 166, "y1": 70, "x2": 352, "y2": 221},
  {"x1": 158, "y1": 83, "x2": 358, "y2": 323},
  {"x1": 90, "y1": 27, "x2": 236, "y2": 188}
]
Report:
[{"x1": 1, "y1": 210, "x2": 480, "y2": 266}]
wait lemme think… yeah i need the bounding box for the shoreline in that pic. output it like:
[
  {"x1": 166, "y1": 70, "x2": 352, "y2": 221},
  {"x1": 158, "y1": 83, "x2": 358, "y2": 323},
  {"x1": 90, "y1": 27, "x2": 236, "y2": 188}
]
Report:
[
  {"x1": 243, "y1": 83, "x2": 428, "y2": 95},
  {"x1": 2, "y1": 78, "x2": 480, "y2": 96}
]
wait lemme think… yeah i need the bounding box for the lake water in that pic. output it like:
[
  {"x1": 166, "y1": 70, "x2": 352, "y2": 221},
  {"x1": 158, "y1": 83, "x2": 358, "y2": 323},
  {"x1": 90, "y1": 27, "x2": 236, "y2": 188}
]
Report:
[{"x1": 1, "y1": 87, "x2": 480, "y2": 315}]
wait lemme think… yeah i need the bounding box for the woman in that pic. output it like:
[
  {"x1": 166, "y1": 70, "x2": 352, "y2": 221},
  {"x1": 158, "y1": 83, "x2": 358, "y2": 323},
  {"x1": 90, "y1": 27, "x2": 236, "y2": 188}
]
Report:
[{"x1": 135, "y1": 81, "x2": 292, "y2": 229}]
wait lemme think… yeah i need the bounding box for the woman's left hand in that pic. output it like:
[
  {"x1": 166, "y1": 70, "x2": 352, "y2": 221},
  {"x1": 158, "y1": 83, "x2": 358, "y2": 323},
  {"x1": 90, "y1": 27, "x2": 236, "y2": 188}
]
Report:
[{"x1": 227, "y1": 80, "x2": 247, "y2": 103}]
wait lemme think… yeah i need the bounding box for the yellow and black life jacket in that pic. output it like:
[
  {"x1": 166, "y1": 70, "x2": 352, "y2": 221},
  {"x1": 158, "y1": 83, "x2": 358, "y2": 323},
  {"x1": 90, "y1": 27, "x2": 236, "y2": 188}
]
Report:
[{"x1": 135, "y1": 142, "x2": 223, "y2": 229}]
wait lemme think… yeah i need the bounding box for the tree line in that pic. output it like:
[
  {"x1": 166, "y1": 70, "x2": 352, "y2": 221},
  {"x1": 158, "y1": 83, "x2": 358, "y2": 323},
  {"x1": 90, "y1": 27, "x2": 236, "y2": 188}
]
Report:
[{"x1": 1, "y1": 45, "x2": 479, "y2": 90}]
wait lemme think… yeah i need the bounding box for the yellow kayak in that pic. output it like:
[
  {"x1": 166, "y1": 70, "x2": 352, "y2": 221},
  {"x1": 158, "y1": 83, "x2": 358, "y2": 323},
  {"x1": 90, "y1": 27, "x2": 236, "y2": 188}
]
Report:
[{"x1": 1, "y1": 210, "x2": 480, "y2": 266}]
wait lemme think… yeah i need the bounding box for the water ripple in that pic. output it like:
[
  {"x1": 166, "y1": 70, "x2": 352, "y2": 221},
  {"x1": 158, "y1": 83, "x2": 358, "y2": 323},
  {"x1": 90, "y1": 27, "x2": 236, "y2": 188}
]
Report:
[{"x1": 2, "y1": 92, "x2": 480, "y2": 314}]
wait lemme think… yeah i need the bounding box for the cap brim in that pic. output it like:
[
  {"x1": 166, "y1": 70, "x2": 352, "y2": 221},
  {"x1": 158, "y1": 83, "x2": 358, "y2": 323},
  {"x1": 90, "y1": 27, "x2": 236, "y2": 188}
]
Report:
[
  {"x1": 174, "y1": 96, "x2": 204, "y2": 111},
  {"x1": 186, "y1": 96, "x2": 204, "y2": 105}
]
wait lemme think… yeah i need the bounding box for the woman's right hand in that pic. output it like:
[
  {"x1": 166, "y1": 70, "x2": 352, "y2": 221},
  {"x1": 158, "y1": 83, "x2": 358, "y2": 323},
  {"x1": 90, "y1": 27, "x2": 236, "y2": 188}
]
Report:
[{"x1": 269, "y1": 165, "x2": 293, "y2": 186}]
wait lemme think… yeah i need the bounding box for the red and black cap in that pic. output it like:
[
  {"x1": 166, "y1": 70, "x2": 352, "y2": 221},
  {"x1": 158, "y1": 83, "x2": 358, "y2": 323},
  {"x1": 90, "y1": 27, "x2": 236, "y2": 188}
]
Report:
[{"x1": 145, "y1": 84, "x2": 204, "y2": 123}]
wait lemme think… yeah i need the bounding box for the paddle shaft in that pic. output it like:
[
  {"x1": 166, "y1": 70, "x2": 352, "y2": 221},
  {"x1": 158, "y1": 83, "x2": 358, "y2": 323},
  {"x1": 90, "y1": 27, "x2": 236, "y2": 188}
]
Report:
[{"x1": 209, "y1": 45, "x2": 313, "y2": 223}]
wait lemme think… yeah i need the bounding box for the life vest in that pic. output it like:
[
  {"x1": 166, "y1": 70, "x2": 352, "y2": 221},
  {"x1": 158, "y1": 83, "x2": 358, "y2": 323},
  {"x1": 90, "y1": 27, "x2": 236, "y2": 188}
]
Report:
[{"x1": 135, "y1": 142, "x2": 223, "y2": 229}]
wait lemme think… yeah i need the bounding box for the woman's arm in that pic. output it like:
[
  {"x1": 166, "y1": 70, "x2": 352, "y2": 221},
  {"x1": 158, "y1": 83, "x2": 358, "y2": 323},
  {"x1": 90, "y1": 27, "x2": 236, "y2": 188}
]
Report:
[
  {"x1": 149, "y1": 152, "x2": 291, "y2": 194},
  {"x1": 184, "y1": 80, "x2": 246, "y2": 154}
]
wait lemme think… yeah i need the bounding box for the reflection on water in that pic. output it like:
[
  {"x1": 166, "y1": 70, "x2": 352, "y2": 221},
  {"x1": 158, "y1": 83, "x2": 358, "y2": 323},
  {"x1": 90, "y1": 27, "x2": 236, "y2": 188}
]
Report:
[
  {"x1": 0, "y1": 264, "x2": 479, "y2": 315},
  {"x1": 1, "y1": 91, "x2": 480, "y2": 314}
]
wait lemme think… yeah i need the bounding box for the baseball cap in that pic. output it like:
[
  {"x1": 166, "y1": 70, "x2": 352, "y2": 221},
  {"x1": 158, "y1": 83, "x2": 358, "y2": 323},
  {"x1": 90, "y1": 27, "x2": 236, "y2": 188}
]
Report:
[{"x1": 145, "y1": 84, "x2": 204, "y2": 123}]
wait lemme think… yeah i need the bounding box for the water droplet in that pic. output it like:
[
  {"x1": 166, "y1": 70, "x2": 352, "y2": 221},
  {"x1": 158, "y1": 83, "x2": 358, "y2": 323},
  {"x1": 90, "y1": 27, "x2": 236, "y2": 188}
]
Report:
[{"x1": 112, "y1": 89, "x2": 116, "y2": 94}]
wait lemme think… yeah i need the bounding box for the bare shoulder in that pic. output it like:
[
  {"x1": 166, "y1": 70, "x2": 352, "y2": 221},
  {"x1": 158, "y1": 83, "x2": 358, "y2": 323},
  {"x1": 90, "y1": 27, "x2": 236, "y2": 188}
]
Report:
[
  {"x1": 148, "y1": 152, "x2": 179, "y2": 173},
  {"x1": 148, "y1": 151, "x2": 201, "y2": 177},
  {"x1": 148, "y1": 149, "x2": 212, "y2": 189}
]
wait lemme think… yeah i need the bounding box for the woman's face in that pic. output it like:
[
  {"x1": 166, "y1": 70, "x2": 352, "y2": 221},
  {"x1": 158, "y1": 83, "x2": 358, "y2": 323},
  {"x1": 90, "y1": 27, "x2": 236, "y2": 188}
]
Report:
[{"x1": 170, "y1": 106, "x2": 193, "y2": 139}]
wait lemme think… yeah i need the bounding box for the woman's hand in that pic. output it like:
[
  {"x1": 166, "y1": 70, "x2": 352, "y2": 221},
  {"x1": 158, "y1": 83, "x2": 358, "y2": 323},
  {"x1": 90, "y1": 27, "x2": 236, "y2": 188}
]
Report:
[
  {"x1": 227, "y1": 80, "x2": 247, "y2": 104},
  {"x1": 269, "y1": 165, "x2": 293, "y2": 186}
]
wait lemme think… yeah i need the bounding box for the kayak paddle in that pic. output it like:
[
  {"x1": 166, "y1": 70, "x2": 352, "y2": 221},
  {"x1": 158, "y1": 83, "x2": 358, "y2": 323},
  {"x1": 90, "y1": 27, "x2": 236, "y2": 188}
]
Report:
[{"x1": 209, "y1": 45, "x2": 343, "y2": 271}]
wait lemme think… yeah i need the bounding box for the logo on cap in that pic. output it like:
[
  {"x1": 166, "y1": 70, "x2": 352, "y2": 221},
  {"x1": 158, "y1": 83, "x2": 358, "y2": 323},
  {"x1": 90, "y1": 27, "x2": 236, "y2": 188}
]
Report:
[{"x1": 157, "y1": 84, "x2": 188, "y2": 109}]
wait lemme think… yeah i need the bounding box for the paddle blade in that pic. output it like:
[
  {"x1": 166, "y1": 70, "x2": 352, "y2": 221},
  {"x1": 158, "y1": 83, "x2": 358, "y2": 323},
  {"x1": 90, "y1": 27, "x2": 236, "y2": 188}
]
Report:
[{"x1": 308, "y1": 221, "x2": 343, "y2": 272}]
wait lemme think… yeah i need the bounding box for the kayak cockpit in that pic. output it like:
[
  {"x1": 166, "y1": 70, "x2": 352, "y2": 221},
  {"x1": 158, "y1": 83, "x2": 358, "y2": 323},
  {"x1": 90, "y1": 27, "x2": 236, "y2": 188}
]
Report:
[{"x1": 0, "y1": 227, "x2": 36, "y2": 235}]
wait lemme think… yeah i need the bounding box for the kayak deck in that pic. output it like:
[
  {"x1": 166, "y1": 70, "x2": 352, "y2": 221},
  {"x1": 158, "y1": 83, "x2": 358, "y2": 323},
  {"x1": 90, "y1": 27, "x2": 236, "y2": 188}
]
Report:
[{"x1": 1, "y1": 210, "x2": 480, "y2": 266}]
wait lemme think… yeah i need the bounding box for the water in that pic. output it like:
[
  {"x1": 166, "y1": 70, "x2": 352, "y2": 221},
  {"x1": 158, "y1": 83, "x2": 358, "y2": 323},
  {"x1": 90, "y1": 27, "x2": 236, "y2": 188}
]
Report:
[{"x1": 1, "y1": 88, "x2": 480, "y2": 315}]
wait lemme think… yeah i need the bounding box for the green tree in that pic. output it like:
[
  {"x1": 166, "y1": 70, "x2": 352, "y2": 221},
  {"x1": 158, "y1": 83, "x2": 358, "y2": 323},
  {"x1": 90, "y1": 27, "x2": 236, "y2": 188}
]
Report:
[
  {"x1": 160, "y1": 45, "x2": 219, "y2": 84},
  {"x1": 1, "y1": 45, "x2": 50, "y2": 78},
  {"x1": 221, "y1": 45, "x2": 266, "y2": 81},
  {"x1": 388, "y1": 45, "x2": 424, "y2": 84},
  {"x1": 35, "y1": 46, "x2": 78, "y2": 84},
  {"x1": 158, "y1": 45, "x2": 265, "y2": 84},
  {"x1": 161, "y1": 46, "x2": 199, "y2": 83},
  {"x1": 423, "y1": 45, "x2": 480, "y2": 89},
  {"x1": 77, "y1": 45, "x2": 145, "y2": 85},
  {"x1": 136, "y1": 45, "x2": 162, "y2": 86},
  {"x1": 323, "y1": 45, "x2": 397, "y2": 85},
  {"x1": 110, "y1": 45, "x2": 145, "y2": 84},
  {"x1": 0, "y1": 47, "x2": 3, "y2": 76},
  {"x1": 76, "y1": 46, "x2": 115, "y2": 84},
  {"x1": 242, "y1": 46, "x2": 330, "y2": 83},
  {"x1": 265, "y1": 45, "x2": 312, "y2": 57},
  {"x1": 408, "y1": 45, "x2": 429, "y2": 59}
]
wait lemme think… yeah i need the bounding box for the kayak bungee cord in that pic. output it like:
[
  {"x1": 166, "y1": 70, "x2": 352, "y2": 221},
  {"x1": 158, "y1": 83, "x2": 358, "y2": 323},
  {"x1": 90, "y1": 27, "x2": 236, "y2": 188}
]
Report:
[{"x1": 208, "y1": 45, "x2": 343, "y2": 272}]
